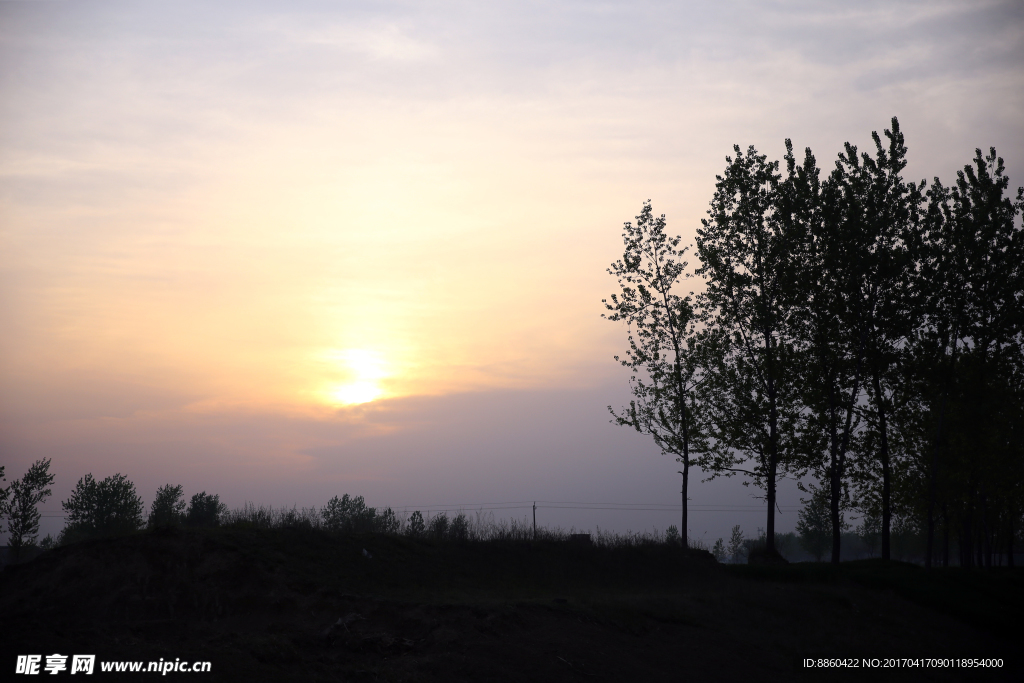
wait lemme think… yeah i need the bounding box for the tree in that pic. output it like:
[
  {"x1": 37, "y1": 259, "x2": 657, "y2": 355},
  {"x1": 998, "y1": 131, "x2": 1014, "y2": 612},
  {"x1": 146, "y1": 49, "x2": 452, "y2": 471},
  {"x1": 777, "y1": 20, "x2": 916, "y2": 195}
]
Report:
[
  {"x1": 60, "y1": 473, "x2": 144, "y2": 543},
  {"x1": 148, "y1": 484, "x2": 186, "y2": 528},
  {"x1": 449, "y1": 513, "x2": 470, "y2": 541},
  {"x1": 712, "y1": 537, "x2": 726, "y2": 562},
  {"x1": 5, "y1": 459, "x2": 55, "y2": 559},
  {"x1": 796, "y1": 486, "x2": 841, "y2": 562},
  {"x1": 323, "y1": 493, "x2": 374, "y2": 532},
  {"x1": 855, "y1": 512, "x2": 881, "y2": 557},
  {"x1": 605, "y1": 201, "x2": 704, "y2": 547},
  {"x1": 429, "y1": 512, "x2": 449, "y2": 540},
  {"x1": 185, "y1": 492, "x2": 227, "y2": 528},
  {"x1": 794, "y1": 119, "x2": 925, "y2": 564},
  {"x1": 696, "y1": 145, "x2": 804, "y2": 557},
  {"x1": 407, "y1": 510, "x2": 425, "y2": 537},
  {"x1": 727, "y1": 524, "x2": 746, "y2": 563},
  {"x1": 915, "y1": 147, "x2": 1024, "y2": 568},
  {"x1": 0, "y1": 465, "x2": 8, "y2": 517}
]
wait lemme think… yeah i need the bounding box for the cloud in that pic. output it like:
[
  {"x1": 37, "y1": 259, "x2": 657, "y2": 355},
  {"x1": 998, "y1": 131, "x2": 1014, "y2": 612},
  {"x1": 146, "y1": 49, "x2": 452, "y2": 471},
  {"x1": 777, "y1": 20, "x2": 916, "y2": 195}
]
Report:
[{"x1": 1, "y1": 0, "x2": 1021, "y2": 543}]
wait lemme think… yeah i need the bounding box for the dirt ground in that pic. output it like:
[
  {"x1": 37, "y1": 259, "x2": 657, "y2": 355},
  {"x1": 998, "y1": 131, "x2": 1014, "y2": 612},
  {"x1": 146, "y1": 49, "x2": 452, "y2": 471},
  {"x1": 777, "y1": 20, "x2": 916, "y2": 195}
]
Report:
[{"x1": 1, "y1": 529, "x2": 1018, "y2": 682}]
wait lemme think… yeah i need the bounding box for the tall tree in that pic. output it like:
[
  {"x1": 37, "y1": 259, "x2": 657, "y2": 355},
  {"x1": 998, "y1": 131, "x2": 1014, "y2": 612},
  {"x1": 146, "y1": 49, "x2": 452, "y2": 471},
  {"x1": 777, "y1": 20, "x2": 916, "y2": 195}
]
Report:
[
  {"x1": 5, "y1": 459, "x2": 55, "y2": 559},
  {"x1": 792, "y1": 120, "x2": 924, "y2": 564},
  {"x1": 822, "y1": 120, "x2": 922, "y2": 562},
  {"x1": 695, "y1": 145, "x2": 803, "y2": 556},
  {"x1": 605, "y1": 201, "x2": 704, "y2": 546},
  {"x1": 917, "y1": 148, "x2": 1024, "y2": 567}
]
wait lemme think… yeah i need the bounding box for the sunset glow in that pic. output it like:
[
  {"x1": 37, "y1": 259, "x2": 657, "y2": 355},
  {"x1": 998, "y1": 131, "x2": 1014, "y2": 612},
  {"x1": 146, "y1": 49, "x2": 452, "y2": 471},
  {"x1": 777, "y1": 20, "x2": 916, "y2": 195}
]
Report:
[{"x1": 326, "y1": 349, "x2": 389, "y2": 406}]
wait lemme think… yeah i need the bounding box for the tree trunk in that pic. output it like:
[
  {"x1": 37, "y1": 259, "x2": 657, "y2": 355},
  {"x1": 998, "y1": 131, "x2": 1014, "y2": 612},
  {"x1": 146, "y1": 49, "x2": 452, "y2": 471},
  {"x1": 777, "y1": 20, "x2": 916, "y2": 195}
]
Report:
[
  {"x1": 765, "y1": 326, "x2": 778, "y2": 556},
  {"x1": 828, "y1": 383, "x2": 842, "y2": 565},
  {"x1": 831, "y1": 320, "x2": 868, "y2": 565},
  {"x1": 681, "y1": 468, "x2": 688, "y2": 549},
  {"x1": 873, "y1": 370, "x2": 891, "y2": 561},
  {"x1": 680, "y1": 389, "x2": 690, "y2": 550},
  {"x1": 926, "y1": 393, "x2": 948, "y2": 569},
  {"x1": 928, "y1": 322, "x2": 960, "y2": 569}
]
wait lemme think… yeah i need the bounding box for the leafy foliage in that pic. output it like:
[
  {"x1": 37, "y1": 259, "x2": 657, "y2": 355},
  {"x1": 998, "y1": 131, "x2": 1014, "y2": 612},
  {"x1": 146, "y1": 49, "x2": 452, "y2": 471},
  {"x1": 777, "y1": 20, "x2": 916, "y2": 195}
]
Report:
[
  {"x1": 322, "y1": 494, "x2": 399, "y2": 534},
  {"x1": 407, "y1": 510, "x2": 425, "y2": 537},
  {"x1": 605, "y1": 201, "x2": 705, "y2": 545},
  {"x1": 5, "y1": 459, "x2": 55, "y2": 556},
  {"x1": 60, "y1": 473, "x2": 144, "y2": 544},
  {"x1": 727, "y1": 525, "x2": 746, "y2": 564},
  {"x1": 694, "y1": 145, "x2": 807, "y2": 554},
  {"x1": 148, "y1": 484, "x2": 186, "y2": 528},
  {"x1": 0, "y1": 465, "x2": 7, "y2": 517},
  {"x1": 712, "y1": 537, "x2": 726, "y2": 562},
  {"x1": 185, "y1": 491, "x2": 227, "y2": 528}
]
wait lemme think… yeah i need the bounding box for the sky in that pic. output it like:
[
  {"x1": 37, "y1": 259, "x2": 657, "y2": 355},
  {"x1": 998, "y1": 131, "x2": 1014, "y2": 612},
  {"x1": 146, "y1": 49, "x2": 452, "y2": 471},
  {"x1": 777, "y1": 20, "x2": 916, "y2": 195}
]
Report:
[{"x1": 2, "y1": 0, "x2": 1022, "y2": 543}]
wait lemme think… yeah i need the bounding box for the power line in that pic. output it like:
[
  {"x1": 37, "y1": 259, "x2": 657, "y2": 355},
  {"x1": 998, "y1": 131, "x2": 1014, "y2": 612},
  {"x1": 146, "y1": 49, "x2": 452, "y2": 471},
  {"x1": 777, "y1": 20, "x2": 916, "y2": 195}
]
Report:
[{"x1": 35, "y1": 500, "x2": 804, "y2": 517}]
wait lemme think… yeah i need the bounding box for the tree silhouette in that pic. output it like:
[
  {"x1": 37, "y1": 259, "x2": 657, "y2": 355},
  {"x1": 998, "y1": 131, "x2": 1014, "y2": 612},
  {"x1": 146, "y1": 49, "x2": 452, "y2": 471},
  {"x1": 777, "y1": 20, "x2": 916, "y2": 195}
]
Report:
[
  {"x1": 5, "y1": 459, "x2": 55, "y2": 559},
  {"x1": 796, "y1": 486, "x2": 838, "y2": 562},
  {"x1": 605, "y1": 201, "x2": 705, "y2": 546},
  {"x1": 695, "y1": 146, "x2": 803, "y2": 557},
  {"x1": 148, "y1": 484, "x2": 186, "y2": 528},
  {"x1": 60, "y1": 473, "x2": 144, "y2": 543},
  {"x1": 185, "y1": 492, "x2": 227, "y2": 528},
  {"x1": 916, "y1": 148, "x2": 1024, "y2": 567}
]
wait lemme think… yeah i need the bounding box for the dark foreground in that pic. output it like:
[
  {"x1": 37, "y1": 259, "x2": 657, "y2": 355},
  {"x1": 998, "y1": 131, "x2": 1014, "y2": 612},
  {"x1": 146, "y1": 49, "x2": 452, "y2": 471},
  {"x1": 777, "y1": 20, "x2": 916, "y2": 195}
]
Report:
[{"x1": 1, "y1": 529, "x2": 1020, "y2": 682}]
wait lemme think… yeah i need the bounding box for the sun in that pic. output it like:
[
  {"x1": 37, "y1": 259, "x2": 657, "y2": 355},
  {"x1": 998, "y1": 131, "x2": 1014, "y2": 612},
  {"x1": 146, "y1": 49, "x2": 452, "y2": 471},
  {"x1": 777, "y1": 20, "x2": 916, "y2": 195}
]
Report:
[{"x1": 326, "y1": 349, "x2": 388, "y2": 406}]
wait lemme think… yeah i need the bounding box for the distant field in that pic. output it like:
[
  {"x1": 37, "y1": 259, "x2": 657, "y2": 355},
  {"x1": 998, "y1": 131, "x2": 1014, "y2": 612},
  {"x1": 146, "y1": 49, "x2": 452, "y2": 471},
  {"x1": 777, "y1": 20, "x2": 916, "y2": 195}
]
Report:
[{"x1": 1, "y1": 528, "x2": 1019, "y2": 682}]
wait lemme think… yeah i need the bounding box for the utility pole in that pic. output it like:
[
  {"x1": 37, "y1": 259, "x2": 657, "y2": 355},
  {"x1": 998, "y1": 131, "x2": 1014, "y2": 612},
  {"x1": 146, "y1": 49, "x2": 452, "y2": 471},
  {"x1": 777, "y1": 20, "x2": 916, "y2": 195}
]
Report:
[{"x1": 533, "y1": 501, "x2": 537, "y2": 541}]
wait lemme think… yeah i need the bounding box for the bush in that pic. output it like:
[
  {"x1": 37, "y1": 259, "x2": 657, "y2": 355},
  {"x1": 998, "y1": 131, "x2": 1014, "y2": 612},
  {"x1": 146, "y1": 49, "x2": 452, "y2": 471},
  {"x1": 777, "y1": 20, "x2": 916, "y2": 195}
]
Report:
[
  {"x1": 377, "y1": 507, "x2": 400, "y2": 534},
  {"x1": 747, "y1": 545, "x2": 789, "y2": 565},
  {"x1": 407, "y1": 510, "x2": 425, "y2": 537},
  {"x1": 321, "y1": 494, "x2": 400, "y2": 534},
  {"x1": 185, "y1": 492, "x2": 226, "y2": 528},
  {"x1": 322, "y1": 494, "x2": 376, "y2": 533},
  {"x1": 449, "y1": 513, "x2": 469, "y2": 541},
  {"x1": 148, "y1": 484, "x2": 186, "y2": 528},
  {"x1": 428, "y1": 513, "x2": 449, "y2": 540},
  {"x1": 60, "y1": 473, "x2": 144, "y2": 544}
]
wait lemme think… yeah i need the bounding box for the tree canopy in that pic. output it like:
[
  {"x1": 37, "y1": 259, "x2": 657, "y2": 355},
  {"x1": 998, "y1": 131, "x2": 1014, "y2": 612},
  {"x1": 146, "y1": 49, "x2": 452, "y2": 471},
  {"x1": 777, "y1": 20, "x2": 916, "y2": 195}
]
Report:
[{"x1": 607, "y1": 117, "x2": 1024, "y2": 566}]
